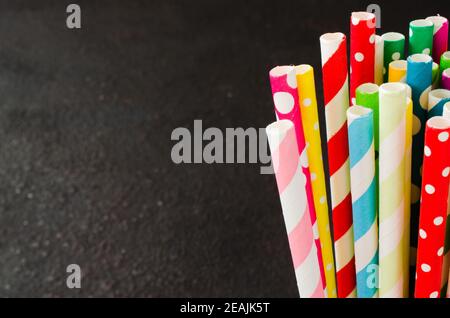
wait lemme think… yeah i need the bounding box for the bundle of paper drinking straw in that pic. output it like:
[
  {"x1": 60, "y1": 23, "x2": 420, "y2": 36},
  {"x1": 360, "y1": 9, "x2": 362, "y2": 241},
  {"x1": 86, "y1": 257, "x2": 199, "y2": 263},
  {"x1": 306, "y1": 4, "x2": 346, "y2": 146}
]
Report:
[{"x1": 267, "y1": 11, "x2": 450, "y2": 298}]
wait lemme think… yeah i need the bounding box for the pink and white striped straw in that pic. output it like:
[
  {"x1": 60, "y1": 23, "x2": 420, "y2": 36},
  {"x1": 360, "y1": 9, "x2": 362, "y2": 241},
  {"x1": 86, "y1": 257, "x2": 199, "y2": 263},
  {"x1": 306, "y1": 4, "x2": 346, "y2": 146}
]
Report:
[{"x1": 266, "y1": 119, "x2": 324, "y2": 298}]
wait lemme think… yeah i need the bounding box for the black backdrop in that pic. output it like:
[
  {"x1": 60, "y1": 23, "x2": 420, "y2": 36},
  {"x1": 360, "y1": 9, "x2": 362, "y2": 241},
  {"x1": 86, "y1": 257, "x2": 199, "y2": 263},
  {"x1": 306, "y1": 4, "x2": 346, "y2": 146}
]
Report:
[{"x1": 0, "y1": 0, "x2": 448, "y2": 297}]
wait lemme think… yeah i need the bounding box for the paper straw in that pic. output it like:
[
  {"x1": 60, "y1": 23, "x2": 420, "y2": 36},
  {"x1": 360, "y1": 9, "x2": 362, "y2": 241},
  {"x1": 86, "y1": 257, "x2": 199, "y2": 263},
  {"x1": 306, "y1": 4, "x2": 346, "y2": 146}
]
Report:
[
  {"x1": 266, "y1": 120, "x2": 324, "y2": 298},
  {"x1": 409, "y1": 19, "x2": 434, "y2": 56},
  {"x1": 355, "y1": 83, "x2": 380, "y2": 224},
  {"x1": 443, "y1": 69, "x2": 450, "y2": 90},
  {"x1": 296, "y1": 64, "x2": 336, "y2": 298},
  {"x1": 350, "y1": 12, "x2": 376, "y2": 102},
  {"x1": 406, "y1": 54, "x2": 433, "y2": 255},
  {"x1": 428, "y1": 89, "x2": 450, "y2": 118},
  {"x1": 388, "y1": 60, "x2": 407, "y2": 83},
  {"x1": 379, "y1": 83, "x2": 407, "y2": 298},
  {"x1": 347, "y1": 106, "x2": 378, "y2": 298},
  {"x1": 320, "y1": 32, "x2": 356, "y2": 298},
  {"x1": 269, "y1": 66, "x2": 326, "y2": 291},
  {"x1": 403, "y1": 97, "x2": 413, "y2": 297},
  {"x1": 414, "y1": 116, "x2": 450, "y2": 298},
  {"x1": 382, "y1": 32, "x2": 406, "y2": 82},
  {"x1": 374, "y1": 35, "x2": 384, "y2": 85},
  {"x1": 441, "y1": 51, "x2": 450, "y2": 74},
  {"x1": 442, "y1": 103, "x2": 450, "y2": 297},
  {"x1": 426, "y1": 16, "x2": 449, "y2": 64}
]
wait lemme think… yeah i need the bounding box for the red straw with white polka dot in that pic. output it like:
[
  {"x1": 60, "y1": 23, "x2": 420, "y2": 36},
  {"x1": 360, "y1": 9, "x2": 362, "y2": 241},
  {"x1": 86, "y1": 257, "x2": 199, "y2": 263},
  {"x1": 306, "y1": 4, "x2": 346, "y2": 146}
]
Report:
[
  {"x1": 350, "y1": 12, "x2": 376, "y2": 103},
  {"x1": 414, "y1": 116, "x2": 450, "y2": 298}
]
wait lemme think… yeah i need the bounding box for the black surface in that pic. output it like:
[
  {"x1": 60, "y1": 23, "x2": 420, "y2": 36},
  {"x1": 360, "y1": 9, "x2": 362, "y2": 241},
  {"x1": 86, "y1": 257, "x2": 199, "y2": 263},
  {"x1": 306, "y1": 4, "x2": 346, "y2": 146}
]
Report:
[{"x1": 0, "y1": 0, "x2": 448, "y2": 297}]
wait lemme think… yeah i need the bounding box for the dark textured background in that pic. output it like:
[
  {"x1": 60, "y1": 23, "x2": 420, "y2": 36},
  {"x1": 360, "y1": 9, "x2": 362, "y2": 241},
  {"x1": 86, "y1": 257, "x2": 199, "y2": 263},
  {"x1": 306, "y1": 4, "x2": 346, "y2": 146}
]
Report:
[{"x1": 0, "y1": 0, "x2": 448, "y2": 297}]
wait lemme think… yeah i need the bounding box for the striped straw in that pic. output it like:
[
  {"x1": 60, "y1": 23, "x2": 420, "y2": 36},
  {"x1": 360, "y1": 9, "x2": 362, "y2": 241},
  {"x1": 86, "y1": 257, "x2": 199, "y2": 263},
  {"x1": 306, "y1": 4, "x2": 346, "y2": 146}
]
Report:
[
  {"x1": 347, "y1": 106, "x2": 378, "y2": 298},
  {"x1": 379, "y1": 83, "x2": 407, "y2": 297},
  {"x1": 428, "y1": 89, "x2": 450, "y2": 118},
  {"x1": 320, "y1": 32, "x2": 356, "y2": 298},
  {"x1": 266, "y1": 120, "x2": 324, "y2": 298},
  {"x1": 425, "y1": 16, "x2": 449, "y2": 64},
  {"x1": 406, "y1": 53, "x2": 433, "y2": 260}
]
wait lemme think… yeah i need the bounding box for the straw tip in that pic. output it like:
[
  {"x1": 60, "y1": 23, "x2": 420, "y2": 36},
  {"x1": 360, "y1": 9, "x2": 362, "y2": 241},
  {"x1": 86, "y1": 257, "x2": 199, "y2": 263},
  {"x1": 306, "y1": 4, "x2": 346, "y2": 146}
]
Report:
[
  {"x1": 269, "y1": 65, "x2": 295, "y2": 77},
  {"x1": 407, "y1": 54, "x2": 432, "y2": 63},
  {"x1": 319, "y1": 32, "x2": 345, "y2": 43},
  {"x1": 295, "y1": 64, "x2": 312, "y2": 75},
  {"x1": 427, "y1": 116, "x2": 450, "y2": 129},
  {"x1": 380, "y1": 82, "x2": 407, "y2": 95},
  {"x1": 266, "y1": 119, "x2": 294, "y2": 136},
  {"x1": 410, "y1": 19, "x2": 433, "y2": 27}
]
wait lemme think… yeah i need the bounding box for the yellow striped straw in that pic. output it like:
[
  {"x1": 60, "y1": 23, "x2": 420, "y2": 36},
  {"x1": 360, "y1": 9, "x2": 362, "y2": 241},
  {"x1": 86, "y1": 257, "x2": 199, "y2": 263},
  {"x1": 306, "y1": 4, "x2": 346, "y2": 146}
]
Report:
[
  {"x1": 296, "y1": 64, "x2": 337, "y2": 298},
  {"x1": 379, "y1": 83, "x2": 407, "y2": 297},
  {"x1": 403, "y1": 96, "x2": 413, "y2": 297}
]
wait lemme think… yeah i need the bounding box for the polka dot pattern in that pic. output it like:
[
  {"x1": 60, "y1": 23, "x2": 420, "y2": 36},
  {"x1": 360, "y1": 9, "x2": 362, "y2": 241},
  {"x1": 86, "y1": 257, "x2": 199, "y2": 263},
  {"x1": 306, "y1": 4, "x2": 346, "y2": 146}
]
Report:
[
  {"x1": 414, "y1": 120, "x2": 450, "y2": 298},
  {"x1": 355, "y1": 52, "x2": 364, "y2": 62},
  {"x1": 421, "y1": 264, "x2": 431, "y2": 272},
  {"x1": 433, "y1": 216, "x2": 443, "y2": 226},
  {"x1": 320, "y1": 196, "x2": 326, "y2": 204},
  {"x1": 438, "y1": 132, "x2": 449, "y2": 142},
  {"x1": 273, "y1": 92, "x2": 294, "y2": 114},
  {"x1": 424, "y1": 184, "x2": 435, "y2": 194},
  {"x1": 419, "y1": 229, "x2": 427, "y2": 239},
  {"x1": 286, "y1": 71, "x2": 297, "y2": 89},
  {"x1": 303, "y1": 98, "x2": 312, "y2": 107},
  {"x1": 442, "y1": 167, "x2": 450, "y2": 177},
  {"x1": 429, "y1": 291, "x2": 439, "y2": 298}
]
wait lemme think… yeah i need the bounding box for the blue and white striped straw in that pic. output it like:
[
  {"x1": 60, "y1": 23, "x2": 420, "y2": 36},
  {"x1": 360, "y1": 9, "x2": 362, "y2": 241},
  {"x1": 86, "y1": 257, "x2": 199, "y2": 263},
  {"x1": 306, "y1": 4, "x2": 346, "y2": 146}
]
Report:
[{"x1": 347, "y1": 106, "x2": 379, "y2": 298}]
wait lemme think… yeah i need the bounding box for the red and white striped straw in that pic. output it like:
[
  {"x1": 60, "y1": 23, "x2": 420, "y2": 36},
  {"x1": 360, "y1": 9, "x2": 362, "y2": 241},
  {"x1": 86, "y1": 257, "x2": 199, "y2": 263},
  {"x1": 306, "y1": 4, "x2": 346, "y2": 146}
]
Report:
[{"x1": 320, "y1": 32, "x2": 356, "y2": 298}]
